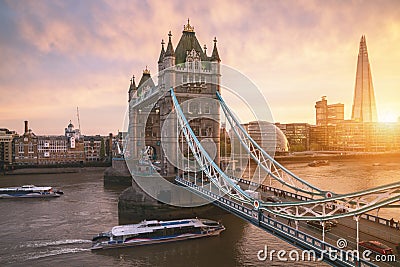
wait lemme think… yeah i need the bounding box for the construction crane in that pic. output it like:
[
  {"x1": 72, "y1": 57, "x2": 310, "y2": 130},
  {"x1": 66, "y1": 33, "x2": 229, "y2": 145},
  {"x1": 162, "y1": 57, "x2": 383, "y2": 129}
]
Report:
[{"x1": 76, "y1": 107, "x2": 81, "y2": 132}]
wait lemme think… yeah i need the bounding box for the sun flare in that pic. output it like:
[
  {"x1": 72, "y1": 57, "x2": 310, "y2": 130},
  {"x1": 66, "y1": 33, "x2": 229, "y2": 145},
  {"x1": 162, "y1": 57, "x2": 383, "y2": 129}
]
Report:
[{"x1": 379, "y1": 112, "x2": 399, "y2": 123}]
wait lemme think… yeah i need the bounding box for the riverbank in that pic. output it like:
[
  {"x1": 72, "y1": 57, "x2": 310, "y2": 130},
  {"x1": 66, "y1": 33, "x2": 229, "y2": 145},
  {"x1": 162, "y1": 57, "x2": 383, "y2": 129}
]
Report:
[
  {"x1": 2, "y1": 166, "x2": 107, "y2": 176},
  {"x1": 3, "y1": 152, "x2": 399, "y2": 175},
  {"x1": 276, "y1": 151, "x2": 400, "y2": 163}
]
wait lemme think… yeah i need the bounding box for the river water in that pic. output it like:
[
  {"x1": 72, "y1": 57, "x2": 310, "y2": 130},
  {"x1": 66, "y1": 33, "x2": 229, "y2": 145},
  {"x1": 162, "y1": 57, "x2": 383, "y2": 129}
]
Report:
[{"x1": 0, "y1": 157, "x2": 399, "y2": 267}]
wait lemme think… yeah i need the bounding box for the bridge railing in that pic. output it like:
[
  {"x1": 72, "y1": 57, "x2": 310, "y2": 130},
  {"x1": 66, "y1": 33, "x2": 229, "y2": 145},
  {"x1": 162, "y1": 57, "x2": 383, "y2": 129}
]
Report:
[
  {"x1": 230, "y1": 176, "x2": 310, "y2": 202},
  {"x1": 231, "y1": 176, "x2": 399, "y2": 230},
  {"x1": 176, "y1": 176, "x2": 377, "y2": 267},
  {"x1": 360, "y1": 213, "x2": 399, "y2": 229}
]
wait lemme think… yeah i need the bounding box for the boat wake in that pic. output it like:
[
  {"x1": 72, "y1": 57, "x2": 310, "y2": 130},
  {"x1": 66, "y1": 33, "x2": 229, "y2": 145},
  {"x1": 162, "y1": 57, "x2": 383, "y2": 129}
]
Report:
[
  {"x1": 1, "y1": 239, "x2": 92, "y2": 265},
  {"x1": 21, "y1": 239, "x2": 91, "y2": 248},
  {"x1": 25, "y1": 247, "x2": 91, "y2": 260}
]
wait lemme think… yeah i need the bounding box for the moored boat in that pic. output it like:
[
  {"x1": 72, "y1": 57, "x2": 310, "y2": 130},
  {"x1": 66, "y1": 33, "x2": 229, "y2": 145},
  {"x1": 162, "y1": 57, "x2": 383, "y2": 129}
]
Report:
[
  {"x1": 308, "y1": 160, "x2": 329, "y2": 167},
  {"x1": 91, "y1": 218, "x2": 225, "y2": 250},
  {"x1": 0, "y1": 185, "x2": 63, "y2": 198}
]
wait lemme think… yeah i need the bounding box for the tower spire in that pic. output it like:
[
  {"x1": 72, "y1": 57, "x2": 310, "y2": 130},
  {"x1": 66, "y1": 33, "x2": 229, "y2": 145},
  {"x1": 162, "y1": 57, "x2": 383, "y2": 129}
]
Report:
[
  {"x1": 183, "y1": 18, "x2": 194, "y2": 32},
  {"x1": 164, "y1": 31, "x2": 175, "y2": 57},
  {"x1": 143, "y1": 66, "x2": 150, "y2": 75},
  {"x1": 130, "y1": 75, "x2": 136, "y2": 88},
  {"x1": 128, "y1": 74, "x2": 137, "y2": 102},
  {"x1": 158, "y1": 39, "x2": 165, "y2": 63},
  {"x1": 351, "y1": 35, "x2": 377, "y2": 122},
  {"x1": 211, "y1": 37, "x2": 221, "y2": 62}
]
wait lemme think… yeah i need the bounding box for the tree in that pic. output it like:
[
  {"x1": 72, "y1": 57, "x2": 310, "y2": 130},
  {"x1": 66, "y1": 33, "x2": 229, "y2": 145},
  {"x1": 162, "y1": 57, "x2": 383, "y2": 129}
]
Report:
[{"x1": 100, "y1": 139, "x2": 105, "y2": 160}]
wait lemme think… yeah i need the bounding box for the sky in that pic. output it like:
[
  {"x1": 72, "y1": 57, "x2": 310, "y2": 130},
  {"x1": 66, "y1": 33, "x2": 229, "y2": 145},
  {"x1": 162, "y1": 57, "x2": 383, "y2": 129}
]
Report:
[{"x1": 0, "y1": 0, "x2": 399, "y2": 135}]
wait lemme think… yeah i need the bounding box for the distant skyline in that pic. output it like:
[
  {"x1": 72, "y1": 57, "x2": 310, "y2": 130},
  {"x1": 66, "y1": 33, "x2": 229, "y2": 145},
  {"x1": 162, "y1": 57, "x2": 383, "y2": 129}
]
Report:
[{"x1": 1, "y1": 0, "x2": 400, "y2": 135}]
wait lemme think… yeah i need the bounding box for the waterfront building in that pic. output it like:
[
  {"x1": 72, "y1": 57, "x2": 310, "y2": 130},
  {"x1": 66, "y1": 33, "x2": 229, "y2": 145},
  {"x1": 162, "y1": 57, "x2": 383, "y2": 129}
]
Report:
[
  {"x1": 13, "y1": 121, "x2": 88, "y2": 166},
  {"x1": 309, "y1": 125, "x2": 326, "y2": 151},
  {"x1": 36, "y1": 122, "x2": 85, "y2": 165},
  {"x1": 351, "y1": 35, "x2": 377, "y2": 122},
  {"x1": 0, "y1": 128, "x2": 16, "y2": 170},
  {"x1": 309, "y1": 121, "x2": 400, "y2": 152},
  {"x1": 312, "y1": 96, "x2": 345, "y2": 150},
  {"x1": 276, "y1": 123, "x2": 310, "y2": 152},
  {"x1": 84, "y1": 135, "x2": 105, "y2": 162},
  {"x1": 327, "y1": 121, "x2": 400, "y2": 152},
  {"x1": 14, "y1": 121, "x2": 38, "y2": 165},
  {"x1": 65, "y1": 120, "x2": 81, "y2": 140},
  {"x1": 315, "y1": 96, "x2": 344, "y2": 126},
  {"x1": 128, "y1": 20, "x2": 221, "y2": 176},
  {"x1": 37, "y1": 136, "x2": 69, "y2": 165}
]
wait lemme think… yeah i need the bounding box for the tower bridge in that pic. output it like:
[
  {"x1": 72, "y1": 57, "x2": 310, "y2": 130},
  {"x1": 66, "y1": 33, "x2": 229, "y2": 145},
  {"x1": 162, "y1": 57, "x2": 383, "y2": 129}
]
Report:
[
  {"x1": 125, "y1": 21, "x2": 399, "y2": 267},
  {"x1": 171, "y1": 88, "x2": 399, "y2": 267}
]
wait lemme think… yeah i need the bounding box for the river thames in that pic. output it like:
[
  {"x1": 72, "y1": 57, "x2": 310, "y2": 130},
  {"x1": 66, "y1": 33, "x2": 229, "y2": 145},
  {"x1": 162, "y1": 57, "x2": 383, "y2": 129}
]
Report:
[{"x1": 0, "y1": 157, "x2": 398, "y2": 266}]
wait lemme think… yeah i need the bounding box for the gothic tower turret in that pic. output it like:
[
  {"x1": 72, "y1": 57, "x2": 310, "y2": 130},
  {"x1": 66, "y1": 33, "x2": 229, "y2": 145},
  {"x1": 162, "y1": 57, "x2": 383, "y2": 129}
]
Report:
[
  {"x1": 164, "y1": 31, "x2": 175, "y2": 67},
  {"x1": 163, "y1": 31, "x2": 176, "y2": 90},
  {"x1": 210, "y1": 37, "x2": 221, "y2": 93},
  {"x1": 158, "y1": 39, "x2": 165, "y2": 72},
  {"x1": 211, "y1": 37, "x2": 221, "y2": 62},
  {"x1": 158, "y1": 40, "x2": 165, "y2": 87},
  {"x1": 128, "y1": 75, "x2": 136, "y2": 102}
]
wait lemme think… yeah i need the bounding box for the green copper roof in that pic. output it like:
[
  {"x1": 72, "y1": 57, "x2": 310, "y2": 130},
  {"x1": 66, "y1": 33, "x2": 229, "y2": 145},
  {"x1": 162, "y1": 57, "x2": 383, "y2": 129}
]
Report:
[{"x1": 174, "y1": 31, "x2": 209, "y2": 65}]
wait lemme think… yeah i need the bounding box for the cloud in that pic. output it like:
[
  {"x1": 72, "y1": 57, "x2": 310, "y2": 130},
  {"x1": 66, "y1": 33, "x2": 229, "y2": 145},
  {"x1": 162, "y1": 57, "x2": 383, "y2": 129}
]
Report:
[{"x1": 0, "y1": 0, "x2": 399, "y2": 135}]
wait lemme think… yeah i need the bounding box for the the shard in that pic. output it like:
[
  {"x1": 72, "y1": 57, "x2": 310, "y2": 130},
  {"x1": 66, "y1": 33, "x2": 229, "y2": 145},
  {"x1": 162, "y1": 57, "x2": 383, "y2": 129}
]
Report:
[{"x1": 351, "y1": 35, "x2": 378, "y2": 122}]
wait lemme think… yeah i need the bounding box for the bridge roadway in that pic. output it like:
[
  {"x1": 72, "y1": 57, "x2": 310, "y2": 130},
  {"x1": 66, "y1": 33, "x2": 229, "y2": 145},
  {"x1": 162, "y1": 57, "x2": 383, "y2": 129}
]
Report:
[
  {"x1": 235, "y1": 178, "x2": 400, "y2": 264},
  {"x1": 176, "y1": 176, "x2": 399, "y2": 267},
  {"x1": 235, "y1": 178, "x2": 400, "y2": 246},
  {"x1": 260, "y1": 211, "x2": 399, "y2": 267}
]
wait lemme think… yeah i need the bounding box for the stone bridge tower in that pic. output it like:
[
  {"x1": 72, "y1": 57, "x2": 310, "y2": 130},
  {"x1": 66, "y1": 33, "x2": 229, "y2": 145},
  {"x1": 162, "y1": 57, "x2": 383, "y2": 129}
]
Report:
[{"x1": 128, "y1": 20, "x2": 221, "y2": 178}]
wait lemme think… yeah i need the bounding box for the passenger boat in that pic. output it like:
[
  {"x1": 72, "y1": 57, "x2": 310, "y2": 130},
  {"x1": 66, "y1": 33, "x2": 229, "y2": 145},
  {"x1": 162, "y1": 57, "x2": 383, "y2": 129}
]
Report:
[
  {"x1": 91, "y1": 218, "x2": 225, "y2": 250},
  {"x1": 0, "y1": 185, "x2": 63, "y2": 198}
]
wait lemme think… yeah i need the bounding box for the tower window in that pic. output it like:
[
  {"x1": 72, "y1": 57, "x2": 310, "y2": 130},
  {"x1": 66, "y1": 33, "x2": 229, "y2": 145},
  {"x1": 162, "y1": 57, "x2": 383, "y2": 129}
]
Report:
[
  {"x1": 188, "y1": 102, "x2": 199, "y2": 114},
  {"x1": 206, "y1": 127, "x2": 213, "y2": 137},
  {"x1": 18, "y1": 143, "x2": 24, "y2": 153},
  {"x1": 204, "y1": 103, "x2": 211, "y2": 114}
]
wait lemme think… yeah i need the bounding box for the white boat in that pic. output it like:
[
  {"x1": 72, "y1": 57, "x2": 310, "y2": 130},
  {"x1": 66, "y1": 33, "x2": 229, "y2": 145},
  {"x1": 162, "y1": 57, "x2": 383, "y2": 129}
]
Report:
[
  {"x1": 0, "y1": 185, "x2": 63, "y2": 198},
  {"x1": 91, "y1": 218, "x2": 225, "y2": 250}
]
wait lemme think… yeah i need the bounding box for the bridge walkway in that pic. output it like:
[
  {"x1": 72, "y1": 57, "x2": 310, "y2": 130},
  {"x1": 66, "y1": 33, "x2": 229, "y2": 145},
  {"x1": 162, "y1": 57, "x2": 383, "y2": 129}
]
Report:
[{"x1": 235, "y1": 179, "x2": 400, "y2": 256}]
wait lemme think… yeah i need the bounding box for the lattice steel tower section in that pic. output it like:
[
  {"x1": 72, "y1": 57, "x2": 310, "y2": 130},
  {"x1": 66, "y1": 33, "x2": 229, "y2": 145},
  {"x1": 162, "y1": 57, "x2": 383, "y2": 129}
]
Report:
[{"x1": 351, "y1": 35, "x2": 378, "y2": 122}]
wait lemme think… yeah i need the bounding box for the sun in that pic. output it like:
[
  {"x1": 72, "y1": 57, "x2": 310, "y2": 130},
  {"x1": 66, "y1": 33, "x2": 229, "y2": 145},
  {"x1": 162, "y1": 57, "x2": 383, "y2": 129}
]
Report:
[{"x1": 379, "y1": 111, "x2": 399, "y2": 123}]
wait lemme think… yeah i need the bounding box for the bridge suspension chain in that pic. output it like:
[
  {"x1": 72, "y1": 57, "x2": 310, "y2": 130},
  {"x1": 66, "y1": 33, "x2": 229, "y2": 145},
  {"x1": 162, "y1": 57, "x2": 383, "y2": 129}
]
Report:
[
  {"x1": 170, "y1": 89, "x2": 253, "y2": 203},
  {"x1": 216, "y1": 91, "x2": 326, "y2": 197},
  {"x1": 259, "y1": 181, "x2": 400, "y2": 221}
]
